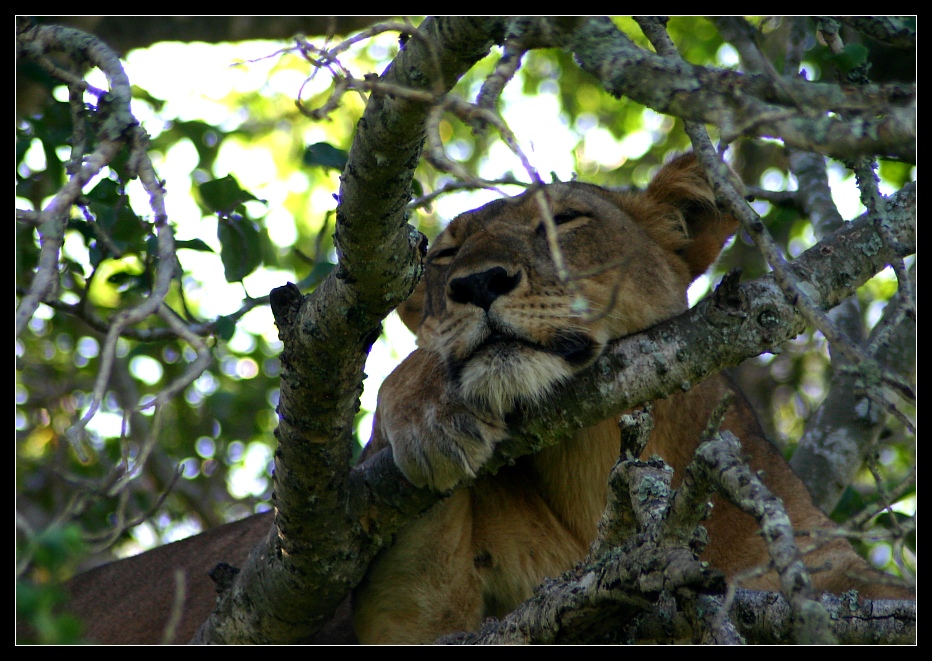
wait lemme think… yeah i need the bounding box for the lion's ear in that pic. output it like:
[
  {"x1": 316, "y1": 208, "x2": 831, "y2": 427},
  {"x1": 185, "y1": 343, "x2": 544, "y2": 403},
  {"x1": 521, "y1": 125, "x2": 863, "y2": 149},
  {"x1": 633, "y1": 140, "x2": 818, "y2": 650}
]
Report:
[
  {"x1": 396, "y1": 278, "x2": 426, "y2": 335},
  {"x1": 645, "y1": 153, "x2": 740, "y2": 280}
]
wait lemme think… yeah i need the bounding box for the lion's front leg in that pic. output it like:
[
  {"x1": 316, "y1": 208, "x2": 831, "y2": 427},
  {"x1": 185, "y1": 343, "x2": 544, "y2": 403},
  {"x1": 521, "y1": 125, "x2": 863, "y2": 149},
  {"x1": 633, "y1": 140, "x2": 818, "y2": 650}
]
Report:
[{"x1": 373, "y1": 349, "x2": 508, "y2": 492}]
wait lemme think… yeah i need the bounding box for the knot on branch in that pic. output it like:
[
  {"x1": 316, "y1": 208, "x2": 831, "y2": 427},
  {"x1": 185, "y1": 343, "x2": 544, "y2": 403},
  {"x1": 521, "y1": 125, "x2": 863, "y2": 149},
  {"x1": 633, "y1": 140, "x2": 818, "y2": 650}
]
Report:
[
  {"x1": 618, "y1": 405, "x2": 654, "y2": 460},
  {"x1": 270, "y1": 282, "x2": 304, "y2": 331},
  {"x1": 209, "y1": 562, "x2": 241, "y2": 594},
  {"x1": 707, "y1": 268, "x2": 748, "y2": 326}
]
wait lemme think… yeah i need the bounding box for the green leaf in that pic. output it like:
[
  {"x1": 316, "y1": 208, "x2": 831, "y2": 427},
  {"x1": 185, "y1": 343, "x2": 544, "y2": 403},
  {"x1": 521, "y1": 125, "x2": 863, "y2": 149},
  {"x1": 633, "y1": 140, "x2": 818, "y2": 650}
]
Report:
[
  {"x1": 32, "y1": 525, "x2": 85, "y2": 569},
  {"x1": 89, "y1": 242, "x2": 104, "y2": 268},
  {"x1": 198, "y1": 175, "x2": 262, "y2": 215},
  {"x1": 215, "y1": 315, "x2": 237, "y2": 341},
  {"x1": 86, "y1": 179, "x2": 148, "y2": 255},
  {"x1": 296, "y1": 261, "x2": 335, "y2": 289},
  {"x1": 130, "y1": 85, "x2": 167, "y2": 111},
  {"x1": 66, "y1": 218, "x2": 95, "y2": 242},
  {"x1": 106, "y1": 271, "x2": 150, "y2": 294},
  {"x1": 87, "y1": 178, "x2": 121, "y2": 204},
  {"x1": 831, "y1": 486, "x2": 867, "y2": 523},
  {"x1": 111, "y1": 206, "x2": 147, "y2": 247},
  {"x1": 176, "y1": 238, "x2": 214, "y2": 252},
  {"x1": 217, "y1": 214, "x2": 262, "y2": 282},
  {"x1": 827, "y1": 43, "x2": 869, "y2": 73},
  {"x1": 174, "y1": 120, "x2": 225, "y2": 171},
  {"x1": 303, "y1": 142, "x2": 348, "y2": 171}
]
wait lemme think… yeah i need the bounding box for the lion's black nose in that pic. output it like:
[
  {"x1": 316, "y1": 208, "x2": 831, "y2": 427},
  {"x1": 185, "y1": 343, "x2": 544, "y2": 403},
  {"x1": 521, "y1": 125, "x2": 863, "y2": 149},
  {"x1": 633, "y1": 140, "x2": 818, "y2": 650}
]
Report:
[{"x1": 448, "y1": 267, "x2": 522, "y2": 311}]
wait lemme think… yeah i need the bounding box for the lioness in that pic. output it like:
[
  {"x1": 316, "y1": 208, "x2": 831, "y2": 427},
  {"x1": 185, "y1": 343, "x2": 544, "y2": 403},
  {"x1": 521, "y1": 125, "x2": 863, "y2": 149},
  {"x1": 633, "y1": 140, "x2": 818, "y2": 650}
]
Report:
[{"x1": 352, "y1": 154, "x2": 910, "y2": 644}]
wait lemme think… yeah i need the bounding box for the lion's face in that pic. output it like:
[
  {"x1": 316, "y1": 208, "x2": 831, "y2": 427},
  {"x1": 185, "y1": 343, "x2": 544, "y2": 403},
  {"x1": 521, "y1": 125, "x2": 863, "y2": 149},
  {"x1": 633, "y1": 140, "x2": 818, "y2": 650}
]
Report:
[{"x1": 402, "y1": 160, "x2": 734, "y2": 417}]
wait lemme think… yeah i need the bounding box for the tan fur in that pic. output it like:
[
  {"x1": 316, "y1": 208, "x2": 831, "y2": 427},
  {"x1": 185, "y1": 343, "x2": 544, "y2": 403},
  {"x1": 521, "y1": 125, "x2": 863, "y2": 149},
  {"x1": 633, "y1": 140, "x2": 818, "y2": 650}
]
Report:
[{"x1": 353, "y1": 154, "x2": 911, "y2": 644}]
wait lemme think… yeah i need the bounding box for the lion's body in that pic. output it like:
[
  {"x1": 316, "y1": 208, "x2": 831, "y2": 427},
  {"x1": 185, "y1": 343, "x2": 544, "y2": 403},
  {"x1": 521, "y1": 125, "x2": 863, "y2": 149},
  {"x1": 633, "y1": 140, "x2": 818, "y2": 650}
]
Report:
[{"x1": 352, "y1": 155, "x2": 909, "y2": 643}]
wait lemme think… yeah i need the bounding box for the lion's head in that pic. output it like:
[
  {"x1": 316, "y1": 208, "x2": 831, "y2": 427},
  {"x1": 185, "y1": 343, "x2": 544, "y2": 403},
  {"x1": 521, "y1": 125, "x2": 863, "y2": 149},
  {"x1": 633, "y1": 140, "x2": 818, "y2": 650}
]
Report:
[{"x1": 399, "y1": 154, "x2": 739, "y2": 417}]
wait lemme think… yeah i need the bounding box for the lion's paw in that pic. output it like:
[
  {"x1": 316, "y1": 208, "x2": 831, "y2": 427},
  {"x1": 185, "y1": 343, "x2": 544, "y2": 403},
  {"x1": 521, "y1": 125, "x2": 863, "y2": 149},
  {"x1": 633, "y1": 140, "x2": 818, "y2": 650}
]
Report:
[{"x1": 385, "y1": 404, "x2": 507, "y2": 492}]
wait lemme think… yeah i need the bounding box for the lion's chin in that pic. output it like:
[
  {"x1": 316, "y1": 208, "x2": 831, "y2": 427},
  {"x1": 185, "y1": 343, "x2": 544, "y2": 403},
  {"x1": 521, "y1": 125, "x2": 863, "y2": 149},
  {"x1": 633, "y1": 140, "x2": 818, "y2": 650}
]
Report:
[{"x1": 456, "y1": 343, "x2": 571, "y2": 418}]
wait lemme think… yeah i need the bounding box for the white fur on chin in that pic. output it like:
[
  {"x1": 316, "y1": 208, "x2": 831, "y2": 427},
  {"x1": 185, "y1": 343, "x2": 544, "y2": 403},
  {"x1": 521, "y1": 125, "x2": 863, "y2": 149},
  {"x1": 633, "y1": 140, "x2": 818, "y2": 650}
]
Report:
[{"x1": 457, "y1": 345, "x2": 570, "y2": 418}]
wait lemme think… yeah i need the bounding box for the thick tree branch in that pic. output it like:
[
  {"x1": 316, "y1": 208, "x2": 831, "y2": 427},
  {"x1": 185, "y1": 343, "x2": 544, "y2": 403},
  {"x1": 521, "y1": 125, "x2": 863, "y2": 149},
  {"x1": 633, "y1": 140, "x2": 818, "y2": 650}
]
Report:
[
  {"x1": 440, "y1": 586, "x2": 915, "y2": 644},
  {"x1": 190, "y1": 17, "x2": 507, "y2": 645},
  {"x1": 511, "y1": 17, "x2": 915, "y2": 162}
]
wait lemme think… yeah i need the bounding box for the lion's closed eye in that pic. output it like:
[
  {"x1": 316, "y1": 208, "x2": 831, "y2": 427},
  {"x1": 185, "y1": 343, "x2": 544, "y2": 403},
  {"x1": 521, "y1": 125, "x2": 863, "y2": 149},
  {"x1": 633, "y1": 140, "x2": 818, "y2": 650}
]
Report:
[
  {"x1": 429, "y1": 245, "x2": 460, "y2": 262},
  {"x1": 536, "y1": 208, "x2": 588, "y2": 236}
]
